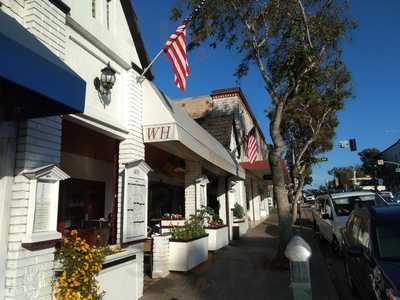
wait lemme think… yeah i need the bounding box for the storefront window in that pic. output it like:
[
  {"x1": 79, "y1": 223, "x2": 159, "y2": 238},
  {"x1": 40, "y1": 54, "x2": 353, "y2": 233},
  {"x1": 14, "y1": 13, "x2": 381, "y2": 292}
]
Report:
[
  {"x1": 148, "y1": 182, "x2": 184, "y2": 221},
  {"x1": 58, "y1": 120, "x2": 118, "y2": 247},
  {"x1": 58, "y1": 178, "x2": 110, "y2": 246}
]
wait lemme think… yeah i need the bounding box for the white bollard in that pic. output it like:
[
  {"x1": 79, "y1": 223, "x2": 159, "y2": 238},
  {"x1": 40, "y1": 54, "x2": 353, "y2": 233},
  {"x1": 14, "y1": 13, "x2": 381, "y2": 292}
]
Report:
[{"x1": 285, "y1": 235, "x2": 312, "y2": 300}]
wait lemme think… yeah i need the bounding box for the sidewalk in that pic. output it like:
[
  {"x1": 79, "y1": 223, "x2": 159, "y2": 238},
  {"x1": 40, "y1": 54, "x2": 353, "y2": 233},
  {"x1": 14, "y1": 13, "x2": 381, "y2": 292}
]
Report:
[
  {"x1": 141, "y1": 211, "x2": 338, "y2": 300},
  {"x1": 297, "y1": 208, "x2": 340, "y2": 300}
]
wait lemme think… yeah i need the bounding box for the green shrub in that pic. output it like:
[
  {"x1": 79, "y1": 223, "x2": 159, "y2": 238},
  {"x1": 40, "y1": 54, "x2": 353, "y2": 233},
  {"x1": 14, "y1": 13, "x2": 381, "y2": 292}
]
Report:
[
  {"x1": 170, "y1": 213, "x2": 206, "y2": 241},
  {"x1": 232, "y1": 203, "x2": 245, "y2": 219}
]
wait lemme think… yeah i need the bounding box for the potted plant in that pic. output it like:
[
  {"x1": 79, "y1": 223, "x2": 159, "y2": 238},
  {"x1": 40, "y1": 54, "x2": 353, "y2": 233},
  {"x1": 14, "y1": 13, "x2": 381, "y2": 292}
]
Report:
[
  {"x1": 169, "y1": 214, "x2": 209, "y2": 272},
  {"x1": 55, "y1": 230, "x2": 139, "y2": 300},
  {"x1": 54, "y1": 230, "x2": 106, "y2": 300},
  {"x1": 202, "y1": 207, "x2": 229, "y2": 251},
  {"x1": 232, "y1": 203, "x2": 248, "y2": 237}
]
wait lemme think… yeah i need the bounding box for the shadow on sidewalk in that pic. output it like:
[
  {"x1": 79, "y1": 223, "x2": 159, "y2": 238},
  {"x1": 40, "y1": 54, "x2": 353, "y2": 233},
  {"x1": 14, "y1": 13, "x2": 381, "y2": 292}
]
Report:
[{"x1": 141, "y1": 218, "x2": 291, "y2": 300}]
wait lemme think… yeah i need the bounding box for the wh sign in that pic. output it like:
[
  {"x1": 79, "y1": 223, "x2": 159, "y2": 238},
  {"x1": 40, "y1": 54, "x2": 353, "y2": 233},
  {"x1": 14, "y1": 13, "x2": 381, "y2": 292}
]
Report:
[{"x1": 144, "y1": 125, "x2": 176, "y2": 142}]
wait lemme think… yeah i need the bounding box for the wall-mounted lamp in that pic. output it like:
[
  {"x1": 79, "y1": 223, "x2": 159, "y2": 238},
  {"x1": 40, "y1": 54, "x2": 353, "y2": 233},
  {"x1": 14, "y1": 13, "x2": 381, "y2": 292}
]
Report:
[{"x1": 94, "y1": 62, "x2": 116, "y2": 95}]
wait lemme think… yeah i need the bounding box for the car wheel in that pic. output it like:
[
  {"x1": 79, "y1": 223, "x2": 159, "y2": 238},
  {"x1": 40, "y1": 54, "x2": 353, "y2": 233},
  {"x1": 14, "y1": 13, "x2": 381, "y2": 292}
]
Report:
[
  {"x1": 331, "y1": 236, "x2": 342, "y2": 256},
  {"x1": 344, "y1": 259, "x2": 358, "y2": 295}
]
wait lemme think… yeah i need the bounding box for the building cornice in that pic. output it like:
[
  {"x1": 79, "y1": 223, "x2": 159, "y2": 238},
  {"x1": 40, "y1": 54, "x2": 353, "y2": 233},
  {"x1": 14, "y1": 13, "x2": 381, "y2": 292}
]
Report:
[
  {"x1": 48, "y1": 0, "x2": 70, "y2": 15},
  {"x1": 211, "y1": 87, "x2": 267, "y2": 143}
]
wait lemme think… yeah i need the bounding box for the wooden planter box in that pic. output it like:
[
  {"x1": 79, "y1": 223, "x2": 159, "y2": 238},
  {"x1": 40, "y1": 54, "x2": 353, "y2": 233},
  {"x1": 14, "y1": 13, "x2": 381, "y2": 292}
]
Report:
[
  {"x1": 233, "y1": 219, "x2": 248, "y2": 237},
  {"x1": 205, "y1": 225, "x2": 229, "y2": 251},
  {"x1": 97, "y1": 249, "x2": 139, "y2": 300},
  {"x1": 169, "y1": 235, "x2": 209, "y2": 272}
]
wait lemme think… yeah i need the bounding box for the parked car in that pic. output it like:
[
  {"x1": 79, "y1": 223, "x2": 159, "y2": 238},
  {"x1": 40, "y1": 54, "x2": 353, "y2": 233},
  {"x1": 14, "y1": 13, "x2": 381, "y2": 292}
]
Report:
[
  {"x1": 380, "y1": 191, "x2": 395, "y2": 203},
  {"x1": 303, "y1": 192, "x2": 316, "y2": 204},
  {"x1": 312, "y1": 191, "x2": 386, "y2": 253},
  {"x1": 342, "y1": 206, "x2": 400, "y2": 300},
  {"x1": 392, "y1": 192, "x2": 400, "y2": 205}
]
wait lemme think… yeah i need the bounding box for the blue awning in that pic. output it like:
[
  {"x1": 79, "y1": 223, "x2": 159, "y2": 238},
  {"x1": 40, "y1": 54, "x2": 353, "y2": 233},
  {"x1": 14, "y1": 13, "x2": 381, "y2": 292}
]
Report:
[{"x1": 0, "y1": 10, "x2": 86, "y2": 119}]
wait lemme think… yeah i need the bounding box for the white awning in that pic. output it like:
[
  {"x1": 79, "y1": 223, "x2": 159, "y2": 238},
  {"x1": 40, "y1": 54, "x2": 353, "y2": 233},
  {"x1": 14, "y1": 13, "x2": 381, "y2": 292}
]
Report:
[{"x1": 143, "y1": 81, "x2": 245, "y2": 179}]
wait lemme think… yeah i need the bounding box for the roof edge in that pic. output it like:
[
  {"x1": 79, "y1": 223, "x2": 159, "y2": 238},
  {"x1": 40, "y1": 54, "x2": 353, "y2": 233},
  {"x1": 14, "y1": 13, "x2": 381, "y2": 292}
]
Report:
[
  {"x1": 380, "y1": 139, "x2": 400, "y2": 155},
  {"x1": 120, "y1": 0, "x2": 154, "y2": 81},
  {"x1": 211, "y1": 87, "x2": 266, "y2": 143}
]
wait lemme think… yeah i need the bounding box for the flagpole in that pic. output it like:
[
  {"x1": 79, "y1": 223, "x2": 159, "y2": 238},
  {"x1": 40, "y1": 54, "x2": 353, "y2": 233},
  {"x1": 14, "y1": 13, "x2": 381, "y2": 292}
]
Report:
[
  {"x1": 137, "y1": 0, "x2": 208, "y2": 82},
  {"x1": 137, "y1": 48, "x2": 164, "y2": 82}
]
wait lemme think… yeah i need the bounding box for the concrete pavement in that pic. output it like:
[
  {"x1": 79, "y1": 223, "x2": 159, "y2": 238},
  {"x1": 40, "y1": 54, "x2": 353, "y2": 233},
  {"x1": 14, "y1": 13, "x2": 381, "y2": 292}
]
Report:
[{"x1": 141, "y1": 210, "x2": 340, "y2": 300}]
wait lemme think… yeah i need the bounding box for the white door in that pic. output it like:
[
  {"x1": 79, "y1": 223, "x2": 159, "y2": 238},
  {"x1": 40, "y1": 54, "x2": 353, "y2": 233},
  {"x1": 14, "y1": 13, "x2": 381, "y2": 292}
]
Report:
[{"x1": 0, "y1": 122, "x2": 17, "y2": 300}]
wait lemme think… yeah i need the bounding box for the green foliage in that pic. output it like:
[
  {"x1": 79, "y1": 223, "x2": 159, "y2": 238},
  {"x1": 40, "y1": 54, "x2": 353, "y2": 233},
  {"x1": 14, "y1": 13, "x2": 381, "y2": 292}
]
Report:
[
  {"x1": 171, "y1": 0, "x2": 355, "y2": 256},
  {"x1": 358, "y1": 148, "x2": 381, "y2": 176},
  {"x1": 170, "y1": 212, "x2": 207, "y2": 241},
  {"x1": 172, "y1": 0, "x2": 355, "y2": 178},
  {"x1": 199, "y1": 206, "x2": 223, "y2": 228},
  {"x1": 54, "y1": 230, "x2": 106, "y2": 300},
  {"x1": 171, "y1": 0, "x2": 355, "y2": 93},
  {"x1": 232, "y1": 203, "x2": 245, "y2": 219},
  {"x1": 328, "y1": 166, "x2": 364, "y2": 190}
]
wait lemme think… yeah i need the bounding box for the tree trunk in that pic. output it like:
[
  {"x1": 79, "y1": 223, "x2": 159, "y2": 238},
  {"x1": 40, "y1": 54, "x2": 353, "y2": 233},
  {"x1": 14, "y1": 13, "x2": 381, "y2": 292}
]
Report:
[
  {"x1": 291, "y1": 175, "x2": 305, "y2": 225},
  {"x1": 269, "y1": 101, "x2": 292, "y2": 264}
]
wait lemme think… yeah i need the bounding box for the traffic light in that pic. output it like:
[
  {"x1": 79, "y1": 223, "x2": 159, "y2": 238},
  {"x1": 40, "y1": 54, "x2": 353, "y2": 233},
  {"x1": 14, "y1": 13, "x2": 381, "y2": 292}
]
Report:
[{"x1": 349, "y1": 138, "x2": 357, "y2": 152}]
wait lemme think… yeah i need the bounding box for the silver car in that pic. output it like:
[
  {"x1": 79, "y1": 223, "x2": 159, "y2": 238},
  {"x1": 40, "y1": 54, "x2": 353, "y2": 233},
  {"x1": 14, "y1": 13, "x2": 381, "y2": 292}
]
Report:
[{"x1": 312, "y1": 191, "x2": 385, "y2": 253}]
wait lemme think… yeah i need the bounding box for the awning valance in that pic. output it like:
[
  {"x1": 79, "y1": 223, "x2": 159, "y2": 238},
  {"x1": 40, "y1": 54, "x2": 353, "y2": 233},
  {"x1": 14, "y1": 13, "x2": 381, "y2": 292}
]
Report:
[
  {"x1": 0, "y1": 11, "x2": 86, "y2": 119},
  {"x1": 143, "y1": 81, "x2": 245, "y2": 179}
]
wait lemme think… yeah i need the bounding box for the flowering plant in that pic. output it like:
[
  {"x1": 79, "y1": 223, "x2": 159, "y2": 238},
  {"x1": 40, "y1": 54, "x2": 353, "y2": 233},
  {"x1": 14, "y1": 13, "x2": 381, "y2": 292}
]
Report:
[{"x1": 54, "y1": 230, "x2": 106, "y2": 300}]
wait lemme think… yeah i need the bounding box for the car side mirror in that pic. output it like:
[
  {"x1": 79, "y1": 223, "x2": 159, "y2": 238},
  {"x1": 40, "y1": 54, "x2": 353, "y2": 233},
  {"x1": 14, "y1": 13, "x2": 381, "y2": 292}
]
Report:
[
  {"x1": 347, "y1": 246, "x2": 363, "y2": 257},
  {"x1": 322, "y1": 213, "x2": 330, "y2": 220}
]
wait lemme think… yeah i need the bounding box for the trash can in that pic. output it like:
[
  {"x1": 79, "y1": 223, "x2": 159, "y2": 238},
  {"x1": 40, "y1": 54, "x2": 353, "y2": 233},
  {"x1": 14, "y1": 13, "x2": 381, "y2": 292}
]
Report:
[{"x1": 232, "y1": 225, "x2": 240, "y2": 240}]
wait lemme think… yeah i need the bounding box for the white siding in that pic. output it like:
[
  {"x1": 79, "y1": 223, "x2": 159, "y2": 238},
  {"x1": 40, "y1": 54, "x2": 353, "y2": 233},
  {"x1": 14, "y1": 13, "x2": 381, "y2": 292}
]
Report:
[
  {"x1": 6, "y1": 117, "x2": 62, "y2": 300},
  {"x1": 117, "y1": 70, "x2": 145, "y2": 298},
  {"x1": 2, "y1": 1, "x2": 67, "y2": 297},
  {"x1": 0, "y1": 0, "x2": 25, "y2": 23}
]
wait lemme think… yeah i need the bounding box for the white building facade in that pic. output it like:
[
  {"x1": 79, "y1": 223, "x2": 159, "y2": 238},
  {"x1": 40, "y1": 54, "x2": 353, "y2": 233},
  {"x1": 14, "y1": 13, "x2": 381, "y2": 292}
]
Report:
[
  {"x1": 0, "y1": 1, "x2": 153, "y2": 299},
  {"x1": 176, "y1": 87, "x2": 273, "y2": 233}
]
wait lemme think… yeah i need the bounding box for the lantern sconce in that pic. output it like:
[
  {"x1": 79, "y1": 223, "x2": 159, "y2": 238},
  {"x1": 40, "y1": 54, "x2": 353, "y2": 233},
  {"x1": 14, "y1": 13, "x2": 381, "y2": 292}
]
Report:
[{"x1": 94, "y1": 62, "x2": 116, "y2": 95}]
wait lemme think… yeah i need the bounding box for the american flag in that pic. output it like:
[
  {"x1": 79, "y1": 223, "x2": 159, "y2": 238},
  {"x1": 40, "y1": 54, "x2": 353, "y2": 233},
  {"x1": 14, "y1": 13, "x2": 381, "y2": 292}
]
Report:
[
  {"x1": 163, "y1": 24, "x2": 190, "y2": 91},
  {"x1": 245, "y1": 127, "x2": 258, "y2": 164}
]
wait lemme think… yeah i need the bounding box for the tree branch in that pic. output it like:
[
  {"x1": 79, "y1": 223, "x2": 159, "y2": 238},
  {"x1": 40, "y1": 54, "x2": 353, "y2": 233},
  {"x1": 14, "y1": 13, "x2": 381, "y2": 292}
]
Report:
[
  {"x1": 296, "y1": 0, "x2": 313, "y2": 49},
  {"x1": 229, "y1": 0, "x2": 279, "y2": 103},
  {"x1": 293, "y1": 107, "x2": 333, "y2": 172}
]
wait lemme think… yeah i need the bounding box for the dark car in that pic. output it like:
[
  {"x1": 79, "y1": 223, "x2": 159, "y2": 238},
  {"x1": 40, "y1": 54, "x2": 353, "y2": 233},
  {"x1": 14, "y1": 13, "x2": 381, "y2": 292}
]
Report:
[{"x1": 342, "y1": 206, "x2": 400, "y2": 300}]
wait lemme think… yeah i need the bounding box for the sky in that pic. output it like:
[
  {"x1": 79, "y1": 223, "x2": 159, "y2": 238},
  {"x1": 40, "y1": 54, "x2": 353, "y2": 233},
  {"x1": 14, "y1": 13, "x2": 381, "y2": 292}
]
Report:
[{"x1": 134, "y1": 1, "x2": 400, "y2": 188}]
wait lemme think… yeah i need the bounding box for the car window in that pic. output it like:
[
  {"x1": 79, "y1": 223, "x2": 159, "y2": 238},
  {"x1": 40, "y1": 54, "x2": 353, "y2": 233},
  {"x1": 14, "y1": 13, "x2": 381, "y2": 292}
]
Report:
[{"x1": 332, "y1": 194, "x2": 376, "y2": 216}]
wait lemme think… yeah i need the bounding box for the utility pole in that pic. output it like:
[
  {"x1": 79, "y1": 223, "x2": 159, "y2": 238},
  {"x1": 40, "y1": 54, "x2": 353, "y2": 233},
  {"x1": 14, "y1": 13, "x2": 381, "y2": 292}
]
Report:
[{"x1": 352, "y1": 167, "x2": 357, "y2": 190}]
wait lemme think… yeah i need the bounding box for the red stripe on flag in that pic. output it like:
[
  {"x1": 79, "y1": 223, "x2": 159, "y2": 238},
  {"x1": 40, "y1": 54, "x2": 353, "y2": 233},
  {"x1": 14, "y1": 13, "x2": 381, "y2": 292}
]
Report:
[
  {"x1": 163, "y1": 24, "x2": 190, "y2": 91},
  {"x1": 245, "y1": 131, "x2": 257, "y2": 164}
]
